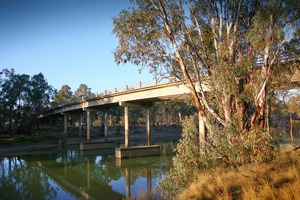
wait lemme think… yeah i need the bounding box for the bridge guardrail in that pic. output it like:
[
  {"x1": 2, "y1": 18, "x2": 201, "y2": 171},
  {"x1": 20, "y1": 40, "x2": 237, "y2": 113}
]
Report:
[{"x1": 51, "y1": 77, "x2": 178, "y2": 110}]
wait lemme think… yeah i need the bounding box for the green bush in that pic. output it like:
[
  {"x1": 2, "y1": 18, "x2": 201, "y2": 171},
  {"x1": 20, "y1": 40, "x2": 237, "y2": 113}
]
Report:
[
  {"x1": 156, "y1": 116, "x2": 201, "y2": 198},
  {"x1": 156, "y1": 116, "x2": 279, "y2": 199}
]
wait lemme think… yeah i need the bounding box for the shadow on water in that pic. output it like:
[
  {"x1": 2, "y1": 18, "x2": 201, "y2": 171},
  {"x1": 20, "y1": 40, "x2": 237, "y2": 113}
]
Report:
[{"x1": 0, "y1": 141, "x2": 177, "y2": 200}]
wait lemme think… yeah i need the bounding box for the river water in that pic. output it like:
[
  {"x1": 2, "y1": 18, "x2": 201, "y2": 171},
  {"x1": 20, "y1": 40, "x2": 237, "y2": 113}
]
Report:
[{"x1": 0, "y1": 142, "x2": 176, "y2": 200}]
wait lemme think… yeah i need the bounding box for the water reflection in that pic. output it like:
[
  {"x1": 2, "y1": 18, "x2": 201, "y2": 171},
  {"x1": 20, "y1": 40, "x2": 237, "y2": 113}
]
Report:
[{"x1": 0, "y1": 142, "x2": 176, "y2": 199}]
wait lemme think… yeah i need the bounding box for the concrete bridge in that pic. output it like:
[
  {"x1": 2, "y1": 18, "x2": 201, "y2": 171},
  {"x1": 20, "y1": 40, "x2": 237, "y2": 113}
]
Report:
[
  {"x1": 43, "y1": 78, "x2": 208, "y2": 158},
  {"x1": 44, "y1": 68, "x2": 300, "y2": 158}
]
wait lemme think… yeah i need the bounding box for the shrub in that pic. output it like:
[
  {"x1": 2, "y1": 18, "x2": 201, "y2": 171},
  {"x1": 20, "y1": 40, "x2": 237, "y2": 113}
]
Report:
[
  {"x1": 156, "y1": 116, "x2": 202, "y2": 198},
  {"x1": 156, "y1": 116, "x2": 279, "y2": 199}
]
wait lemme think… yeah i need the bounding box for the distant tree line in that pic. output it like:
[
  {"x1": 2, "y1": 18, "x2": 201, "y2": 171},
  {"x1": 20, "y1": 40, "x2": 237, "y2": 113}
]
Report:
[
  {"x1": 0, "y1": 68, "x2": 54, "y2": 135},
  {"x1": 52, "y1": 83, "x2": 96, "y2": 107}
]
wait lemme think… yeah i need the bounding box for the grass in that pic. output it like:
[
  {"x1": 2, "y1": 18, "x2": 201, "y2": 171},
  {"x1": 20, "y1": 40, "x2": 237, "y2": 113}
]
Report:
[{"x1": 176, "y1": 147, "x2": 300, "y2": 200}]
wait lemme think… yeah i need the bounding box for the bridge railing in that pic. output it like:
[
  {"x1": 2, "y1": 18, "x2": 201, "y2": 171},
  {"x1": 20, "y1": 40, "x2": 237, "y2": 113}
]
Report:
[
  {"x1": 52, "y1": 77, "x2": 179, "y2": 109},
  {"x1": 96, "y1": 77, "x2": 177, "y2": 96}
]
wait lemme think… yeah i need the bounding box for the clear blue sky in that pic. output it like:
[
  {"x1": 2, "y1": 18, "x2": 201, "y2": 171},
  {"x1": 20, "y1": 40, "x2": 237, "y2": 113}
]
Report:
[{"x1": 0, "y1": 0, "x2": 154, "y2": 94}]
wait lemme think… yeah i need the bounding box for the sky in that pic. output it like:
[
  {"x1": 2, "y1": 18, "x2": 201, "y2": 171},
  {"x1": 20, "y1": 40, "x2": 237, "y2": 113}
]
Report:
[{"x1": 0, "y1": 0, "x2": 154, "y2": 94}]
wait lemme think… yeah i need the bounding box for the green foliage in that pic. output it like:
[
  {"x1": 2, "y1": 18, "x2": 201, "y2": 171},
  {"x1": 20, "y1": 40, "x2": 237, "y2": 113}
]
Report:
[
  {"x1": 157, "y1": 117, "x2": 279, "y2": 199},
  {"x1": 72, "y1": 83, "x2": 95, "y2": 100},
  {"x1": 156, "y1": 116, "x2": 201, "y2": 198},
  {"x1": 0, "y1": 68, "x2": 54, "y2": 135},
  {"x1": 151, "y1": 99, "x2": 196, "y2": 125},
  {"x1": 53, "y1": 84, "x2": 72, "y2": 105},
  {"x1": 113, "y1": 1, "x2": 297, "y2": 197},
  {"x1": 113, "y1": 0, "x2": 299, "y2": 132},
  {"x1": 208, "y1": 126, "x2": 279, "y2": 167}
]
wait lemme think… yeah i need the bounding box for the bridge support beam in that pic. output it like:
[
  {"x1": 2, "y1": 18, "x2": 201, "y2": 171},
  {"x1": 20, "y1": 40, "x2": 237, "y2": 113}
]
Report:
[
  {"x1": 124, "y1": 106, "x2": 130, "y2": 147},
  {"x1": 63, "y1": 113, "x2": 68, "y2": 136},
  {"x1": 86, "y1": 111, "x2": 91, "y2": 141},
  {"x1": 146, "y1": 108, "x2": 151, "y2": 146},
  {"x1": 79, "y1": 113, "x2": 83, "y2": 137},
  {"x1": 83, "y1": 108, "x2": 109, "y2": 140},
  {"x1": 104, "y1": 110, "x2": 108, "y2": 141},
  {"x1": 120, "y1": 101, "x2": 154, "y2": 147}
]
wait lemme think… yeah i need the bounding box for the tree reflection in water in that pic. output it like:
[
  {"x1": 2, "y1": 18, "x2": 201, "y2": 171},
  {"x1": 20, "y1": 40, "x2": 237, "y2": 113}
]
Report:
[
  {"x1": 0, "y1": 141, "x2": 176, "y2": 199},
  {"x1": 0, "y1": 157, "x2": 58, "y2": 200}
]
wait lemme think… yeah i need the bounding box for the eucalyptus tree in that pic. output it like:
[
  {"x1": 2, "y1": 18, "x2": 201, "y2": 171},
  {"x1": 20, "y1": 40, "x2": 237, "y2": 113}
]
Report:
[
  {"x1": 73, "y1": 83, "x2": 96, "y2": 100},
  {"x1": 53, "y1": 84, "x2": 73, "y2": 105},
  {"x1": 0, "y1": 69, "x2": 54, "y2": 134},
  {"x1": 278, "y1": 90, "x2": 300, "y2": 144},
  {"x1": 151, "y1": 99, "x2": 196, "y2": 125},
  {"x1": 0, "y1": 69, "x2": 30, "y2": 133},
  {"x1": 113, "y1": 0, "x2": 300, "y2": 141},
  {"x1": 25, "y1": 73, "x2": 54, "y2": 130}
]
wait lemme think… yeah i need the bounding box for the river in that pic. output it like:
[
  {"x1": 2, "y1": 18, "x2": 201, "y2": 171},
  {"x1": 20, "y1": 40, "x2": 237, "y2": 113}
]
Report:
[{"x1": 0, "y1": 142, "x2": 176, "y2": 200}]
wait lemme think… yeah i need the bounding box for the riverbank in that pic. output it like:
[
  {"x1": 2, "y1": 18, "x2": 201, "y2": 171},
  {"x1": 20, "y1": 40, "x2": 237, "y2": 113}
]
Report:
[
  {"x1": 176, "y1": 147, "x2": 300, "y2": 200},
  {"x1": 0, "y1": 124, "x2": 182, "y2": 156}
]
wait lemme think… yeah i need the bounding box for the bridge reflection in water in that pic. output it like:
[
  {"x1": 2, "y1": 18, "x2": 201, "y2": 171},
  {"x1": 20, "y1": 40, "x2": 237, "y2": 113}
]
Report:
[{"x1": 0, "y1": 141, "x2": 176, "y2": 199}]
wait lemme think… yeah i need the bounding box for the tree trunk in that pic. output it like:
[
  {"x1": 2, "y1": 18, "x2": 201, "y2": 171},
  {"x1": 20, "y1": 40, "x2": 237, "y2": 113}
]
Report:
[{"x1": 155, "y1": 0, "x2": 211, "y2": 138}]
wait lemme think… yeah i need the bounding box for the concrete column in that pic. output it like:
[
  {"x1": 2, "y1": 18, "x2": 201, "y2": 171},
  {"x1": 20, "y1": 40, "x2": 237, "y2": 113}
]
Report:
[
  {"x1": 146, "y1": 108, "x2": 151, "y2": 146},
  {"x1": 199, "y1": 112, "x2": 206, "y2": 147},
  {"x1": 79, "y1": 114, "x2": 83, "y2": 137},
  {"x1": 64, "y1": 114, "x2": 68, "y2": 136},
  {"x1": 104, "y1": 111, "x2": 108, "y2": 141},
  {"x1": 87, "y1": 111, "x2": 91, "y2": 141},
  {"x1": 124, "y1": 106, "x2": 130, "y2": 147}
]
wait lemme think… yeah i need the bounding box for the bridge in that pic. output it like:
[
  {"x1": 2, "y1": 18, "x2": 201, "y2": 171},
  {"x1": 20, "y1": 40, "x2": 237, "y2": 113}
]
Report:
[
  {"x1": 43, "y1": 78, "x2": 208, "y2": 158},
  {"x1": 43, "y1": 68, "x2": 300, "y2": 158}
]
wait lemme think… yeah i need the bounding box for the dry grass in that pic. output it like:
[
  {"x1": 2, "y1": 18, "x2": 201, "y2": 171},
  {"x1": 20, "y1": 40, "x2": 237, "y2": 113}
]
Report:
[
  {"x1": 176, "y1": 148, "x2": 300, "y2": 200},
  {"x1": 128, "y1": 190, "x2": 164, "y2": 200}
]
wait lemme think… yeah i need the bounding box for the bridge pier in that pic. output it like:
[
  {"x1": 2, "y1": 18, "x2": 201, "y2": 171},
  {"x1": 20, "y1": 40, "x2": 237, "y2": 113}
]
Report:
[
  {"x1": 86, "y1": 111, "x2": 91, "y2": 141},
  {"x1": 103, "y1": 110, "x2": 108, "y2": 141},
  {"x1": 146, "y1": 108, "x2": 151, "y2": 146},
  {"x1": 81, "y1": 108, "x2": 110, "y2": 142},
  {"x1": 116, "y1": 101, "x2": 159, "y2": 158},
  {"x1": 124, "y1": 106, "x2": 130, "y2": 147},
  {"x1": 63, "y1": 113, "x2": 68, "y2": 136},
  {"x1": 79, "y1": 113, "x2": 83, "y2": 137},
  {"x1": 120, "y1": 101, "x2": 154, "y2": 147}
]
